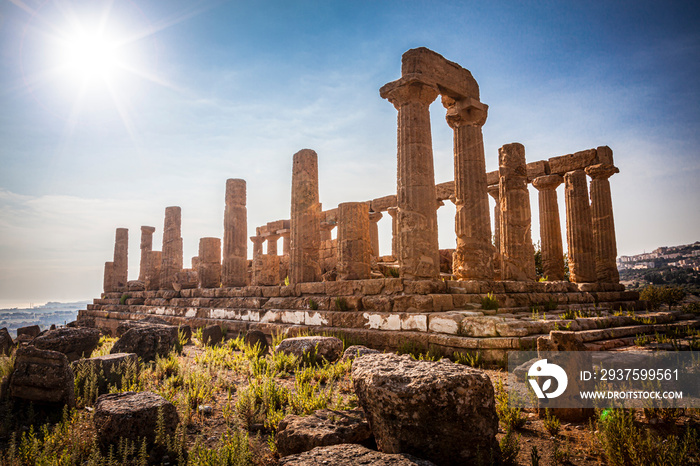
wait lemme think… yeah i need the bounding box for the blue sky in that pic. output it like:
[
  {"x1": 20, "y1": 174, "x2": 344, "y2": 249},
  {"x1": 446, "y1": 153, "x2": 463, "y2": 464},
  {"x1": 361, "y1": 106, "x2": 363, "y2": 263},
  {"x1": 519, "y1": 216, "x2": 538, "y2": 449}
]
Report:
[{"x1": 1, "y1": 0, "x2": 698, "y2": 306}]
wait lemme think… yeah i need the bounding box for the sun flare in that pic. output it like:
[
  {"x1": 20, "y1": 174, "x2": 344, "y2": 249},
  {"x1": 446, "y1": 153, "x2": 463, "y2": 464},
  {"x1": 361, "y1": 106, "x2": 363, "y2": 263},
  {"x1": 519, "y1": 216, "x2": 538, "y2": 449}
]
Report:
[{"x1": 60, "y1": 29, "x2": 122, "y2": 81}]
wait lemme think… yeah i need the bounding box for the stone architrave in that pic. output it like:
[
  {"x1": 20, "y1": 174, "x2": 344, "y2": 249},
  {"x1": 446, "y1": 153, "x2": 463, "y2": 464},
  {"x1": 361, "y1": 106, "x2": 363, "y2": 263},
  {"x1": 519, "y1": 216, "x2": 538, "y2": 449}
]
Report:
[
  {"x1": 337, "y1": 202, "x2": 372, "y2": 280},
  {"x1": 386, "y1": 207, "x2": 398, "y2": 259},
  {"x1": 368, "y1": 211, "x2": 383, "y2": 258},
  {"x1": 380, "y1": 80, "x2": 440, "y2": 279},
  {"x1": 586, "y1": 163, "x2": 620, "y2": 283},
  {"x1": 498, "y1": 143, "x2": 536, "y2": 281},
  {"x1": 532, "y1": 175, "x2": 566, "y2": 281},
  {"x1": 564, "y1": 170, "x2": 596, "y2": 283},
  {"x1": 444, "y1": 96, "x2": 494, "y2": 280},
  {"x1": 198, "y1": 237, "x2": 221, "y2": 288},
  {"x1": 138, "y1": 226, "x2": 156, "y2": 282},
  {"x1": 103, "y1": 261, "x2": 115, "y2": 293},
  {"x1": 112, "y1": 228, "x2": 128, "y2": 292},
  {"x1": 144, "y1": 251, "x2": 161, "y2": 291},
  {"x1": 160, "y1": 206, "x2": 183, "y2": 290},
  {"x1": 222, "y1": 179, "x2": 248, "y2": 287},
  {"x1": 290, "y1": 149, "x2": 322, "y2": 284}
]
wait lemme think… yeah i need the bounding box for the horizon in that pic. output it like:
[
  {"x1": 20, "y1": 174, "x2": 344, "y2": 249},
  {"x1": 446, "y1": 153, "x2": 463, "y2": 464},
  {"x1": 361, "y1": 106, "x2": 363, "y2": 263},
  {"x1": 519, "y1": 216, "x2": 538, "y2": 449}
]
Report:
[{"x1": 1, "y1": 0, "x2": 699, "y2": 305}]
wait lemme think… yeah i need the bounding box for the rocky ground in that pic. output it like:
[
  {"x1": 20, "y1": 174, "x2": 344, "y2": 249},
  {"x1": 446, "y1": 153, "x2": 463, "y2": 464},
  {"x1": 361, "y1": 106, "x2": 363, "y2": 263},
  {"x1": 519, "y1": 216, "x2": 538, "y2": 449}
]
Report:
[{"x1": 0, "y1": 322, "x2": 699, "y2": 465}]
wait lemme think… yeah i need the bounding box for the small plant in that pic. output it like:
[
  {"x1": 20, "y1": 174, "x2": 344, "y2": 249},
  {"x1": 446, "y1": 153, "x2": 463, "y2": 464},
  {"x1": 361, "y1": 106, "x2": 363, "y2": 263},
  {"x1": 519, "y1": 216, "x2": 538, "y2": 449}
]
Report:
[
  {"x1": 335, "y1": 297, "x2": 348, "y2": 311},
  {"x1": 495, "y1": 379, "x2": 525, "y2": 431},
  {"x1": 543, "y1": 408, "x2": 561, "y2": 436},
  {"x1": 481, "y1": 292, "x2": 499, "y2": 311},
  {"x1": 552, "y1": 439, "x2": 570, "y2": 465},
  {"x1": 386, "y1": 267, "x2": 400, "y2": 278},
  {"x1": 634, "y1": 334, "x2": 651, "y2": 346},
  {"x1": 561, "y1": 308, "x2": 576, "y2": 320},
  {"x1": 308, "y1": 298, "x2": 319, "y2": 310},
  {"x1": 453, "y1": 351, "x2": 482, "y2": 368},
  {"x1": 119, "y1": 293, "x2": 130, "y2": 305},
  {"x1": 500, "y1": 428, "x2": 521, "y2": 466},
  {"x1": 530, "y1": 445, "x2": 541, "y2": 466},
  {"x1": 284, "y1": 276, "x2": 290, "y2": 286}
]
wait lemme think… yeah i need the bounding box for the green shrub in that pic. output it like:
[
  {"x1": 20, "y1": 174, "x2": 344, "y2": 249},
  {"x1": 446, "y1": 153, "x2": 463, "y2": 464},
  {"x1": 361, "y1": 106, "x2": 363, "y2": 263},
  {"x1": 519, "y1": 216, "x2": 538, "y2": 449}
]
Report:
[
  {"x1": 453, "y1": 351, "x2": 483, "y2": 368},
  {"x1": 119, "y1": 293, "x2": 130, "y2": 305},
  {"x1": 543, "y1": 409, "x2": 561, "y2": 436},
  {"x1": 500, "y1": 428, "x2": 521, "y2": 466},
  {"x1": 495, "y1": 379, "x2": 525, "y2": 431},
  {"x1": 308, "y1": 298, "x2": 319, "y2": 310},
  {"x1": 481, "y1": 292, "x2": 499, "y2": 311},
  {"x1": 334, "y1": 297, "x2": 348, "y2": 311}
]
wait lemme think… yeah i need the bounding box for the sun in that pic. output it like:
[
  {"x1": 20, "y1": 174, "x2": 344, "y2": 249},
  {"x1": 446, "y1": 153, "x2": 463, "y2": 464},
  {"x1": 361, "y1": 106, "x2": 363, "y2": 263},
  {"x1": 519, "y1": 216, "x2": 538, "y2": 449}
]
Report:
[{"x1": 59, "y1": 29, "x2": 123, "y2": 81}]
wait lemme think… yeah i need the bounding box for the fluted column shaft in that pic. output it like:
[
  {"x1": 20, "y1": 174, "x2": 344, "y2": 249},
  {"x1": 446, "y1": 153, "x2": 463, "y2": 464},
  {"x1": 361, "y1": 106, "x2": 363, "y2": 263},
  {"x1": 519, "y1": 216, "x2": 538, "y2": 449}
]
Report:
[
  {"x1": 103, "y1": 261, "x2": 114, "y2": 293},
  {"x1": 386, "y1": 207, "x2": 398, "y2": 259},
  {"x1": 338, "y1": 202, "x2": 372, "y2": 280},
  {"x1": 532, "y1": 175, "x2": 565, "y2": 281},
  {"x1": 160, "y1": 206, "x2": 183, "y2": 290},
  {"x1": 138, "y1": 226, "x2": 155, "y2": 282},
  {"x1": 383, "y1": 81, "x2": 440, "y2": 279},
  {"x1": 564, "y1": 170, "x2": 596, "y2": 283},
  {"x1": 113, "y1": 228, "x2": 129, "y2": 292},
  {"x1": 145, "y1": 251, "x2": 161, "y2": 291},
  {"x1": 369, "y1": 211, "x2": 383, "y2": 257},
  {"x1": 586, "y1": 164, "x2": 620, "y2": 283},
  {"x1": 266, "y1": 234, "x2": 280, "y2": 256},
  {"x1": 487, "y1": 185, "x2": 500, "y2": 254},
  {"x1": 223, "y1": 179, "x2": 248, "y2": 287},
  {"x1": 498, "y1": 143, "x2": 536, "y2": 281},
  {"x1": 290, "y1": 149, "x2": 321, "y2": 283},
  {"x1": 198, "y1": 237, "x2": 221, "y2": 288}
]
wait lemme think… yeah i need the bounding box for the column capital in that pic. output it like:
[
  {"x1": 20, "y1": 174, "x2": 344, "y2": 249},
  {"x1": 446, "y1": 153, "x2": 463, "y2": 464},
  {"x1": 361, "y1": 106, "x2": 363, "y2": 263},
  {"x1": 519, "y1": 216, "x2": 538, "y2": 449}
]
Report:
[
  {"x1": 532, "y1": 174, "x2": 564, "y2": 191},
  {"x1": 380, "y1": 77, "x2": 439, "y2": 109},
  {"x1": 320, "y1": 221, "x2": 336, "y2": 232},
  {"x1": 487, "y1": 184, "x2": 500, "y2": 200},
  {"x1": 250, "y1": 236, "x2": 265, "y2": 245},
  {"x1": 386, "y1": 206, "x2": 398, "y2": 219},
  {"x1": 442, "y1": 95, "x2": 488, "y2": 128},
  {"x1": 140, "y1": 225, "x2": 156, "y2": 234},
  {"x1": 369, "y1": 211, "x2": 383, "y2": 222},
  {"x1": 585, "y1": 163, "x2": 619, "y2": 180}
]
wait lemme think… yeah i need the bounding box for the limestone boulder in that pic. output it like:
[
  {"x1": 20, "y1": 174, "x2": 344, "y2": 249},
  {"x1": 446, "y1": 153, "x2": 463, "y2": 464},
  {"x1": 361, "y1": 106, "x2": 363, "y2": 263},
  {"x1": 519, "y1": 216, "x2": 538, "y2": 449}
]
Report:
[
  {"x1": 0, "y1": 327, "x2": 14, "y2": 356},
  {"x1": 244, "y1": 329, "x2": 269, "y2": 354},
  {"x1": 276, "y1": 409, "x2": 372, "y2": 457},
  {"x1": 94, "y1": 391, "x2": 179, "y2": 446},
  {"x1": 16, "y1": 325, "x2": 40, "y2": 339},
  {"x1": 278, "y1": 444, "x2": 435, "y2": 466},
  {"x1": 9, "y1": 345, "x2": 75, "y2": 406},
  {"x1": 201, "y1": 325, "x2": 223, "y2": 346},
  {"x1": 72, "y1": 353, "x2": 138, "y2": 390},
  {"x1": 352, "y1": 353, "x2": 499, "y2": 465},
  {"x1": 31, "y1": 327, "x2": 101, "y2": 362},
  {"x1": 110, "y1": 325, "x2": 178, "y2": 361},
  {"x1": 537, "y1": 330, "x2": 586, "y2": 352},
  {"x1": 116, "y1": 316, "x2": 171, "y2": 337},
  {"x1": 275, "y1": 336, "x2": 343, "y2": 364},
  {"x1": 340, "y1": 345, "x2": 380, "y2": 362}
]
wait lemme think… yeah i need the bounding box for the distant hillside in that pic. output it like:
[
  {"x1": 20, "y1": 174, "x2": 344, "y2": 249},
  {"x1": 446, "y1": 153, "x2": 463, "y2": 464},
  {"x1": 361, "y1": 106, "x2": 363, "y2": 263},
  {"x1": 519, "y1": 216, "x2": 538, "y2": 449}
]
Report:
[
  {"x1": 0, "y1": 300, "x2": 90, "y2": 337},
  {"x1": 618, "y1": 242, "x2": 700, "y2": 293}
]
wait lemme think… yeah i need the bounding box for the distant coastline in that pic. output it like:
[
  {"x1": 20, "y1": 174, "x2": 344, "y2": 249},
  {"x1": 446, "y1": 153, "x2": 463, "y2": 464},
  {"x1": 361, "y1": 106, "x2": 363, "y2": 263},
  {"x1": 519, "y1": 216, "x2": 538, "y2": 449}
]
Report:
[{"x1": 0, "y1": 300, "x2": 90, "y2": 337}]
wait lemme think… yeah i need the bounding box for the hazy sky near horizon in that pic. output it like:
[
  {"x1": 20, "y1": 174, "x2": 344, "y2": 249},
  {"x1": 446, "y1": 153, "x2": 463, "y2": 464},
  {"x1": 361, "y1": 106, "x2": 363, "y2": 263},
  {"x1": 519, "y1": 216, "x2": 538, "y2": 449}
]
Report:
[{"x1": 1, "y1": 0, "x2": 699, "y2": 307}]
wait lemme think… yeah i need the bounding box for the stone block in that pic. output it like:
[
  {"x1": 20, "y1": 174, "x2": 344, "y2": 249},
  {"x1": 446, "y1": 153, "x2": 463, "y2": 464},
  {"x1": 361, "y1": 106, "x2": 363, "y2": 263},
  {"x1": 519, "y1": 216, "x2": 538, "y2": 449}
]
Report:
[
  {"x1": 361, "y1": 296, "x2": 393, "y2": 313},
  {"x1": 526, "y1": 160, "x2": 549, "y2": 181},
  {"x1": 428, "y1": 313, "x2": 463, "y2": 335},
  {"x1": 362, "y1": 312, "x2": 402, "y2": 331},
  {"x1": 330, "y1": 311, "x2": 366, "y2": 329},
  {"x1": 261, "y1": 286, "x2": 281, "y2": 298},
  {"x1": 382, "y1": 278, "x2": 404, "y2": 294},
  {"x1": 404, "y1": 280, "x2": 446, "y2": 295},
  {"x1": 370, "y1": 194, "x2": 397, "y2": 212},
  {"x1": 299, "y1": 282, "x2": 326, "y2": 294},
  {"x1": 401, "y1": 314, "x2": 428, "y2": 332},
  {"x1": 430, "y1": 294, "x2": 454, "y2": 311},
  {"x1": 359, "y1": 279, "x2": 384, "y2": 295},
  {"x1": 461, "y1": 316, "x2": 502, "y2": 337},
  {"x1": 495, "y1": 320, "x2": 530, "y2": 337},
  {"x1": 325, "y1": 281, "x2": 360, "y2": 296},
  {"x1": 548, "y1": 149, "x2": 597, "y2": 175}
]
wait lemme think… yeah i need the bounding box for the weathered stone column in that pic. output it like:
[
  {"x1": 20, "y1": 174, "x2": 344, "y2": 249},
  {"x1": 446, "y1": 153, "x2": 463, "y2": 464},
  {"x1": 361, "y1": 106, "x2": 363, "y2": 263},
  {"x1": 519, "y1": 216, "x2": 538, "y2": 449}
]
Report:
[
  {"x1": 279, "y1": 222, "x2": 291, "y2": 255},
  {"x1": 381, "y1": 80, "x2": 440, "y2": 278},
  {"x1": 487, "y1": 185, "x2": 500, "y2": 254},
  {"x1": 144, "y1": 251, "x2": 161, "y2": 291},
  {"x1": 498, "y1": 143, "x2": 536, "y2": 281},
  {"x1": 444, "y1": 96, "x2": 493, "y2": 280},
  {"x1": 337, "y1": 202, "x2": 372, "y2": 280},
  {"x1": 198, "y1": 237, "x2": 221, "y2": 288},
  {"x1": 223, "y1": 179, "x2": 248, "y2": 287},
  {"x1": 113, "y1": 228, "x2": 129, "y2": 292},
  {"x1": 369, "y1": 211, "x2": 383, "y2": 257},
  {"x1": 532, "y1": 175, "x2": 566, "y2": 281},
  {"x1": 251, "y1": 235, "x2": 265, "y2": 259},
  {"x1": 160, "y1": 206, "x2": 183, "y2": 290},
  {"x1": 289, "y1": 149, "x2": 322, "y2": 284},
  {"x1": 250, "y1": 235, "x2": 265, "y2": 286},
  {"x1": 386, "y1": 207, "x2": 398, "y2": 259},
  {"x1": 564, "y1": 170, "x2": 596, "y2": 283},
  {"x1": 103, "y1": 262, "x2": 114, "y2": 293},
  {"x1": 585, "y1": 164, "x2": 620, "y2": 283},
  {"x1": 266, "y1": 233, "x2": 280, "y2": 256},
  {"x1": 138, "y1": 226, "x2": 156, "y2": 282}
]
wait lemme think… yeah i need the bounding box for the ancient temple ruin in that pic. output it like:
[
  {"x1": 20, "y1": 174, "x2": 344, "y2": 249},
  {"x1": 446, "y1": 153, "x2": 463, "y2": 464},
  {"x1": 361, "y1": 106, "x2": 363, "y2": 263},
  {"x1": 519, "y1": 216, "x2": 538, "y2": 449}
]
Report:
[{"x1": 80, "y1": 48, "x2": 688, "y2": 360}]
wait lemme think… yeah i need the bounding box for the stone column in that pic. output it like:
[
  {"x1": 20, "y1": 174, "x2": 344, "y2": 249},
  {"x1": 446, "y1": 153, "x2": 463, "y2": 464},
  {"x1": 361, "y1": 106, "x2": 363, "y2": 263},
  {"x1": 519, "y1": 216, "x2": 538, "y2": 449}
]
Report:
[
  {"x1": 103, "y1": 261, "x2": 114, "y2": 293},
  {"x1": 498, "y1": 143, "x2": 536, "y2": 281},
  {"x1": 487, "y1": 185, "x2": 500, "y2": 253},
  {"x1": 444, "y1": 96, "x2": 494, "y2": 280},
  {"x1": 266, "y1": 233, "x2": 280, "y2": 256},
  {"x1": 289, "y1": 149, "x2": 322, "y2": 284},
  {"x1": 369, "y1": 211, "x2": 383, "y2": 257},
  {"x1": 138, "y1": 226, "x2": 156, "y2": 282},
  {"x1": 223, "y1": 179, "x2": 248, "y2": 287},
  {"x1": 564, "y1": 170, "x2": 596, "y2": 283},
  {"x1": 160, "y1": 206, "x2": 183, "y2": 290},
  {"x1": 144, "y1": 251, "x2": 161, "y2": 291},
  {"x1": 251, "y1": 235, "x2": 265, "y2": 259},
  {"x1": 532, "y1": 175, "x2": 566, "y2": 281},
  {"x1": 381, "y1": 80, "x2": 440, "y2": 278},
  {"x1": 586, "y1": 164, "x2": 620, "y2": 283},
  {"x1": 113, "y1": 228, "x2": 128, "y2": 292},
  {"x1": 386, "y1": 207, "x2": 398, "y2": 259},
  {"x1": 337, "y1": 202, "x2": 372, "y2": 280},
  {"x1": 198, "y1": 237, "x2": 221, "y2": 288},
  {"x1": 279, "y1": 225, "x2": 291, "y2": 255}
]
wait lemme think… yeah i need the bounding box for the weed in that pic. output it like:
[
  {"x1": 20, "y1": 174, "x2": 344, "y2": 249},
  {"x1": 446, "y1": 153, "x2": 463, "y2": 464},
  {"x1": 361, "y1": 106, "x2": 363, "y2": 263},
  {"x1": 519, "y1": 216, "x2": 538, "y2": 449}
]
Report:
[
  {"x1": 334, "y1": 297, "x2": 348, "y2": 311},
  {"x1": 552, "y1": 439, "x2": 570, "y2": 465},
  {"x1": 119, "y1": 293, "x2": 130, "y2": 305},
  {"x1": 308, "y1": 298, "x2": 319, "y2": 310},
  {"x1": 530, "y1": 445, "x2": 541, "y2": 466},
  {"x1": 481, "y1": 292, "x2": 499, "y2": 311},
  {"x1": 189, "y1": 429, "x2": 253, "y2": 466},
  {"x1": 495, "y1": 379, "x2": 525, "y2": 431},
  {"x1": 453, "y1": 351, "x2": 483, "y2": 368},
  {"x1": 173, "y1": 327, "x2": 189, "y2": 354},
  {"x1": 500, "y1": 428, "x2": 521, "y2": 466},
  {"x1": 543, "y1": 409, "x2": 561, "y2": 436},
  {"x1": 284, "y1": 276, "x2": 290, "y2": 286},
  {"x1": 634, "y1": 334, "x2": 651, "y2": 346}
]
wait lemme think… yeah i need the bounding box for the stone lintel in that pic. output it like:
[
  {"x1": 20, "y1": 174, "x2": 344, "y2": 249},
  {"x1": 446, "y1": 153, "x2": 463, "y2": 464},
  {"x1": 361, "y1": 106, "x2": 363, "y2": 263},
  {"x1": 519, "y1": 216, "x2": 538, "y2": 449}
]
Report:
[
  {"x1": 399, "y1": 47, "x2": 480, "y2": 100},
  {"x1": 370, "y1": 194, "x2": 397, "y2": 212}
]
